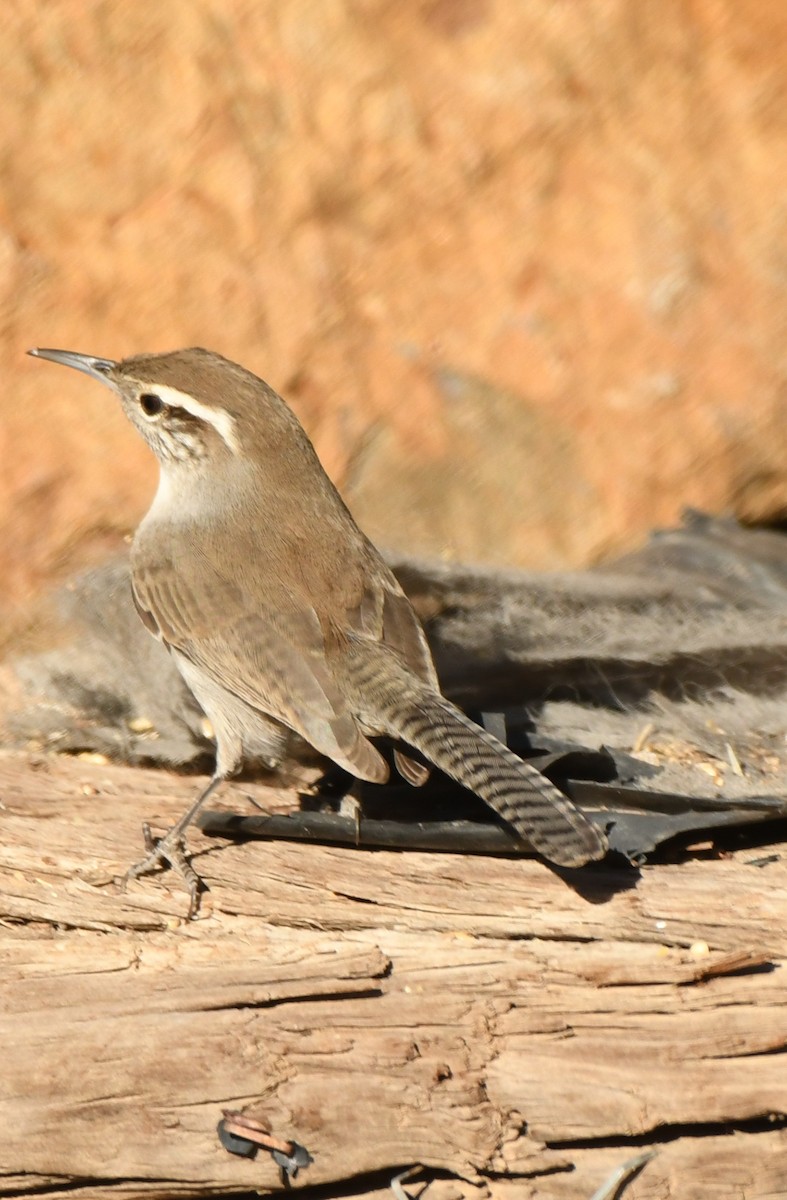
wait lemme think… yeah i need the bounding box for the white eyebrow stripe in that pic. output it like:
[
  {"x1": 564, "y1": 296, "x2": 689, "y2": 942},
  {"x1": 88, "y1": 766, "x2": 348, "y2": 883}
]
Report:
[{"x1": 152, "y1": 383, "x2": 240, "y2": 453}]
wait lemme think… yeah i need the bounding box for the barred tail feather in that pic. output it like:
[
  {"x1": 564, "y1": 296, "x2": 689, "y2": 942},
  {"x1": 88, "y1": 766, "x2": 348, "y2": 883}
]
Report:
[{"x1": 385, "y1": 694, "x2": 606, "y2": 867}]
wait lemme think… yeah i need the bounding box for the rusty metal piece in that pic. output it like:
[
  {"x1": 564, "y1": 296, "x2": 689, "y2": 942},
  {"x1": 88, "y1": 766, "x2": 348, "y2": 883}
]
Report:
[{"x1": 217, "y1": 1110, "x2": 313, "y2": 1185}]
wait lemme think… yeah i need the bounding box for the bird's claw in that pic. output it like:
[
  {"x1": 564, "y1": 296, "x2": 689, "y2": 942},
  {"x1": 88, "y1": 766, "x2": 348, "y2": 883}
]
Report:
[{"x1": 120, "y1": 823, "x2": 206, "y2": 919}]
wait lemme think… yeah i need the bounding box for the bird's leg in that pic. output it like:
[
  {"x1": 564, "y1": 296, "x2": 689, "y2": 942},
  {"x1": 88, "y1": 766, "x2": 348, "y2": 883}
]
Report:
[{"x1": 121, "y1": 774, "x2": 225, "y2": 917}]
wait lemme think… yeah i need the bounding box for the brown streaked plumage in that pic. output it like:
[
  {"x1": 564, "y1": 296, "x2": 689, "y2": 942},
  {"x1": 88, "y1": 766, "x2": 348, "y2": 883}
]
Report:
[{"x1": 29, "y1": 346, "x2": 607, "y2": 914}]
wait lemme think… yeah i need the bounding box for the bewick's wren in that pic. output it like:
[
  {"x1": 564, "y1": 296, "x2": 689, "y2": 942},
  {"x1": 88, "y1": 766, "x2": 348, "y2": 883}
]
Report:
[{"x1": 30, "y1": 347, "x2": 607, "y2": 913}]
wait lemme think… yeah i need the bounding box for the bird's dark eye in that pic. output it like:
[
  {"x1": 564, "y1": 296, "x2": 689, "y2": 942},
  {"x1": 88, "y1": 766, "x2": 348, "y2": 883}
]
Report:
[{"x1": 139, "y1": 393, "x2": 164, "y2": 418}]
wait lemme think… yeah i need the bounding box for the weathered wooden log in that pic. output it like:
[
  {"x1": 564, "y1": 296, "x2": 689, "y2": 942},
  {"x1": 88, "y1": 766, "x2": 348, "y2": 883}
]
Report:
[{"x1": 1, "y1": 750, "x2": 786, "y2": 1199}]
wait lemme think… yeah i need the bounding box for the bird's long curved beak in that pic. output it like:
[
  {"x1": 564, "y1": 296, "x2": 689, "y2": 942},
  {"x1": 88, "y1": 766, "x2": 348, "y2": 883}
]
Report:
[{"x1": 28, "y1": 347, "x2": 119, "y2": 390}]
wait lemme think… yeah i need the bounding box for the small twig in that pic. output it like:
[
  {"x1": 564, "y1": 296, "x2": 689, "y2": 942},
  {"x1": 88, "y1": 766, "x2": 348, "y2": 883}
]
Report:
[
  {"x1": 390, "y1": 1165, "x2": 423, "y2": 1200},
  {"x1": 746, "y1": 853, "x2": 780, "y2": 868},
  {"x1": 244, "y1": 792, "x2": 272, "y2": 813},
  {"x1": 632, "y1": 723, "x2": 655, "y2": 754},
  {"x1": 588, "y1": 1149, "x2": 656, "y2": 1200},
  {"x1": 725, "y1": 742, "x2": 745, "y2": 777}
]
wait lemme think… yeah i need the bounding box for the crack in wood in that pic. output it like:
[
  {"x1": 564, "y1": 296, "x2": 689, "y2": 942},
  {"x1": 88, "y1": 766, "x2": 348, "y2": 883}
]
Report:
[
  {"x1": 198, "y1": 986, "x2": 386, "y2": 1012},
  {"x1": 546, "y1": 1111, "x2": 787, "y2": 1153}
]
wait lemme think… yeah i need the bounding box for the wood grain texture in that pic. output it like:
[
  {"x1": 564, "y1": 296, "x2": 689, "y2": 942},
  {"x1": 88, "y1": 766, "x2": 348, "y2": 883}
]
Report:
[{"x1": 1, "y1": 750, "x2": 786, "y2": 1199}]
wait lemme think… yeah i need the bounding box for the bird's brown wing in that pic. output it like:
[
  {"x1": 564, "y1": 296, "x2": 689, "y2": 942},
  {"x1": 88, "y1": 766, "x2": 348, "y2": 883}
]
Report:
[
  {"x1": 132, "y1": 555, "x2": 390, "y2": 783},
  {"x1": 351, "y1": 573, "x2": 439, "y2": 689},
  {"x1": 347, "y1": 572, "x2": 438, "y2": 786}
]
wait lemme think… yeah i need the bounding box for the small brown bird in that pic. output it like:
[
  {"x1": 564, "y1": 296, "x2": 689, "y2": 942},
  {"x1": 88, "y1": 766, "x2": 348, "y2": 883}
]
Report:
[{"x1": 29, "y1": 347, "x2": 607, "y2": 912}]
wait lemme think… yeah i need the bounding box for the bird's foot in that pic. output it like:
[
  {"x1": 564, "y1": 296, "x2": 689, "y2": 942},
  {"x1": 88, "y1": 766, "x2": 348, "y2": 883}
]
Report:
[{"x1": 120, "y1": 822, "x2": 207, "y2": 919}]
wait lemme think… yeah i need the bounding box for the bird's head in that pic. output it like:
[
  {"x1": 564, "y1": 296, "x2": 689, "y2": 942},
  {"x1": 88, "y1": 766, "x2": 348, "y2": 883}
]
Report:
[{"x1": 28, "y1": 346, "x2": 309, "y2": 471}]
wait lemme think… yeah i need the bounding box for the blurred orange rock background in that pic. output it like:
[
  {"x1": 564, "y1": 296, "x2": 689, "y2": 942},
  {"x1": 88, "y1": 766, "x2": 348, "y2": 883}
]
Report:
[{"x1": 2, "y1": 0, "x2": 787, "y2": 628}]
